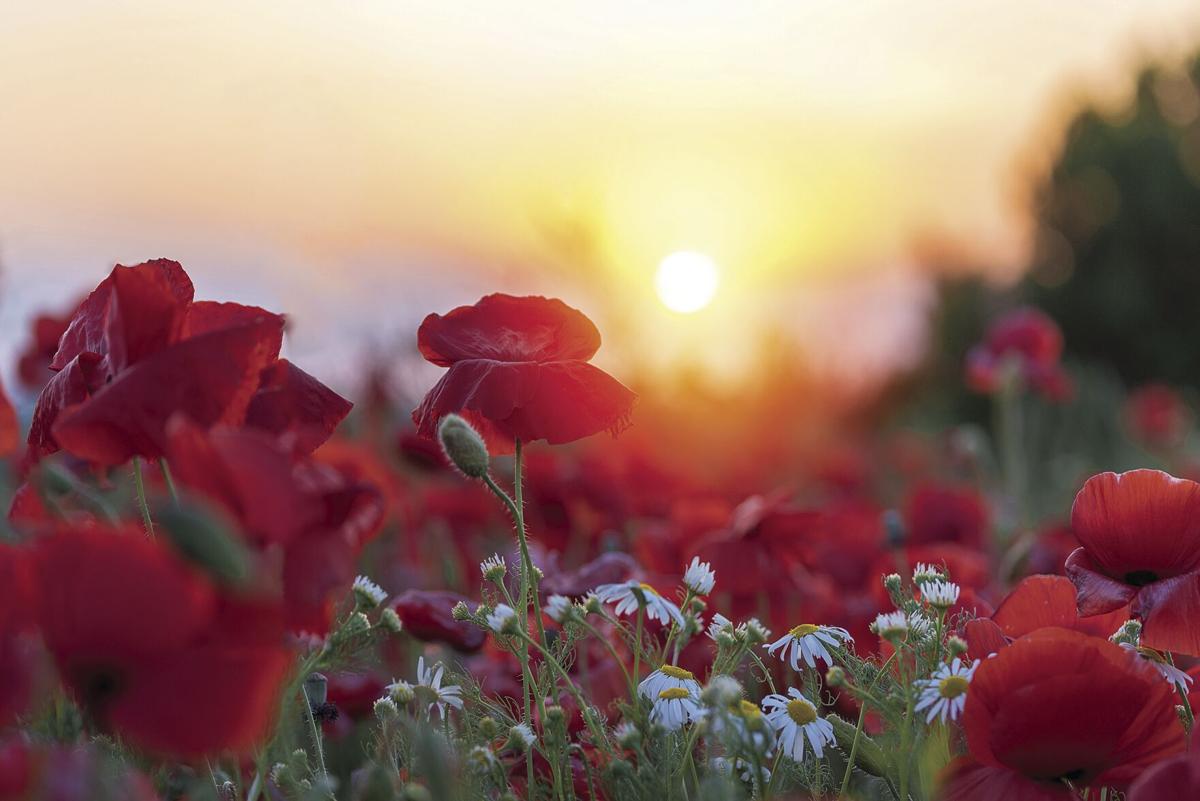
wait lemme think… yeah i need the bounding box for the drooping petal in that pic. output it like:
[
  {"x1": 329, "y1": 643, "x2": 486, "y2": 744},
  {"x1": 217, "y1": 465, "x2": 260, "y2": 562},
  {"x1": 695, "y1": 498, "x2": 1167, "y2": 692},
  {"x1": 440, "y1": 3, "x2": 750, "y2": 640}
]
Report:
[
  {"x1": 413, "y1": 359, "x2": 635, "y2": 454},
  {"x1": 24, "y1": 352, "x2": 104, "y2": 464},
  {"x1": 244, "y1": 359, "x2": 352, "y2": 455},
  {"x1": 1064, "y1": 549, "x2": 1138, "y2": 616},
  {"x1": 1070, "y1": 470, "x2": 1200, "y2": 579},
  {"x1": 417, "y1": 294, "x2": 601, "y2": 365}
]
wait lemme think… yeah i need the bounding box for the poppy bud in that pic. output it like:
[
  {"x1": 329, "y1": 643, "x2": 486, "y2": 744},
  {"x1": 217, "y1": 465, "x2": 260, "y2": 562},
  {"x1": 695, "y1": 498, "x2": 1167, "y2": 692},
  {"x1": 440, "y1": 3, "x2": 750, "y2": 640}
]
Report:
[
  {"x1": 437, "y1": 414, "x2": 490, "y2": 479},
  {"x1": 304, "y1": 672, "x2": 329, "y2": 706}
]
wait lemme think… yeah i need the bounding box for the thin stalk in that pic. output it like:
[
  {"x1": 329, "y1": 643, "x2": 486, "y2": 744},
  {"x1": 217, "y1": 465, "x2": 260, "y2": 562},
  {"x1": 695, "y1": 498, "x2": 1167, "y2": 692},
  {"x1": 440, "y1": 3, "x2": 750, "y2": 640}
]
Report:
[
  {"x1": 158, "y1": 457, "x2": 179, "y2": 505},
  {"x1": 132, "y1": 458, "x2": 154, "y2": 536},
  {"x1": 581, "y1": 619, "x2": 635, "y2": 701},
  {"x1": 632, "y1": 606, "x2": 645, "y2": 685},
  {"x1": 301, "y1": 682, "x2": 328, "y2": 782}
]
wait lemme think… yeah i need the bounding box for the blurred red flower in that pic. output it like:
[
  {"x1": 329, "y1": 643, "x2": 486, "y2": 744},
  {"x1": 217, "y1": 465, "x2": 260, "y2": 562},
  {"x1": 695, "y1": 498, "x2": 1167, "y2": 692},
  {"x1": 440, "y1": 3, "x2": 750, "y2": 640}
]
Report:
[
  {"x1": 965, "y1": 307, "x2": 1071, "y2": 401},
  {"x1": 903, "y1": 482, "x2": 989, "y2": 549},
  {"x1": 0, "y1": 737, "x2": 162, "y2": 801},
  {"x1": 15, "y1": 301, "x2": 79, "y2": 391},
  {"x1": 0, "y1": 380, "x2": 16, "y2": 460},
  {"x1": 390, "y1": 590, "x2": 485, "y2": 652},
  {"x1": 27, "y1": 259, "x2": 350, "y2": 467},
  {"x1": 1065, "y1": 469, "x2": 1200, "y2": 655},
  {"x1": 1125, "y1": 383, "x2": 1191, "y2": 449},
  {"x1": 942, "y1": 628, "x2": 1185, "y2": 800},
  {"x1": 412, "y1": 294, "x2": 636, "y2": 454},
  {"x1": 32, "y1": 525, "x2": 292, "y2": 758}
]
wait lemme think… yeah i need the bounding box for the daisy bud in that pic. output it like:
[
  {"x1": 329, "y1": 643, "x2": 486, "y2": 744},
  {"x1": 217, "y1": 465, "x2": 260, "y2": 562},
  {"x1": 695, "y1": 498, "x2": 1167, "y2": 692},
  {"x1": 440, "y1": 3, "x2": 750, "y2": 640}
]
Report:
[
  {"x1": 825, "y1": 666, "x2": 847, "y2": 688},
  {"x1": 388, "y1": 679, "x2": 416, "y2": 705},
  {"x1": 479, "y1": 554, "x2": 507, "y2": 583},
  {"x1": 451, "y1": 601, "x2": 472, "y2": 621},
  {"x1": 743, "y1": 618, "x2": 770, "y2": 645},
  {"x1": 478, "y1": 716, "x2": 500, "y2": 738},
  {"x1": 485, "y1": 604, "x2": 519, "y2": 634},
  {"x1": 716, "y1": 630, "x2": 737, "y2": 650},
  {"x1": 352, "y1": 576, "x2": 388, "y2": 610},
  {"x1": 872, "y1": 611, "x2": 909, "y2": 642},
  {"x1": 377, "y1": 607, "x2": 404, "y2": 634},
  {"x1": 701, "y1": 675, "x2": 743, "y2": 707},
  {"x1": 437, "y1": 414, "x2": 490, "y2": 479},
  {"x1": 946, "y1": 635, "x2": 969, "y2": 658},
  {"x1": 506, "y1": 723, "x2": 537, "y2": 753},
  {"x1": 584, "y1": 594, "x2": 603, "y2": 615},
  {"x1": 1110, "y1": 619, "x2": 1142, "y2": 646},
  {"x1": 374, "y1": 697, "x2": 399, "y2": 722},
  {"x1": 689, "y1": 597, "x2": 707, "y2": 615},
  {"x1": 465, "y1": 745, "x2": 498, "y2": 774},
  {"x1": 912, "y1": 562, "x2": 941, "y2": 585},
  {"x1": 683, "y1": 556, "x2": 716, "y2": 595},
  {"x1": 401, "y1": 784, "x2": 433, "y2": 801},
  {"x1": 613, "y1": 721, "x2": 641, "y2": 749},
  {"x1": 883, "y1": 573, "x2": 903, "y2": 596},
  {"x1": 544, "y1": 705, "x2": 566, "y2": 726}
]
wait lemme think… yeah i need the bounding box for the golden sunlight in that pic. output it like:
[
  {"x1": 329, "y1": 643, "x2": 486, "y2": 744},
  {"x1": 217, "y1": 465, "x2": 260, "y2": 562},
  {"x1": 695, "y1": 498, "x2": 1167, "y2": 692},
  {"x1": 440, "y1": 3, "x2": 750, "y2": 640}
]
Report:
[{"x1": 655, "y1": 251, "x2": 719, "y2": 314}]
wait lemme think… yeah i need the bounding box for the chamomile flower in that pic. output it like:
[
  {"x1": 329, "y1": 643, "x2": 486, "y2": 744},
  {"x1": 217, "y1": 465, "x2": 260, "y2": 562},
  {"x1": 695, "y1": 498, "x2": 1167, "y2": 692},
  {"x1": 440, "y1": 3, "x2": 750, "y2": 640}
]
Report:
[
  {"x1": 479, "y1": 554, "x2": 507, "y2": 582},
  {"x1": 649, "y1": 686, "x2": 702, "y2": 731},
  {"x1": 485, "y1": 604, "x2": 518, "y2": 634},
  {"x1": 386, "y1": 679, "x2": 415, "y2": 705},
  {"x1": 912, "y1": 562, "x2": 943, "y2": 584},
  {"x1": 1121, "y1": 644, "x2": 1195, "y2": 688},
  {"x1": 914, "y1": 658, "x2": 978, "y2": 723},
  {"x1": 351, "y1": 576, "x2": 388, "y2": 609},
  {"x1": 711, "y1": 756, "x2": 771, "y2": 786},
  {"x1": 544, "y1": 594, "x2": 573, "y2": 624},
  {"x1": 764, "y1": 624, "x2": 852, "y2": 671},
  {"x1": 594, "y1": 580, "x2": 685, "y2": 626},
  {"x1": 761, "y1": 688, "x2": 834, "y2": 763},
  {"x1": 639, "y1": 664, "x2": 702, "y2": 701},
  {"x1": 683, "y1": 557, "x2": 716, "y2": 595},
  {"x1": 871, "y1": 611, "x2": 909, "y2": 640},
  {"x1": 706, "y1": 613, "x2": 734, "y2": 641},
  {"x1": 921, "y1": 580, "x2": 961, "y2": 609},
  {"x1": 415, "y1": 656, "x2": 463, "y2": 718},
  {"x1": 506, "y1": 723, "x2": 537, "y2": 752}
]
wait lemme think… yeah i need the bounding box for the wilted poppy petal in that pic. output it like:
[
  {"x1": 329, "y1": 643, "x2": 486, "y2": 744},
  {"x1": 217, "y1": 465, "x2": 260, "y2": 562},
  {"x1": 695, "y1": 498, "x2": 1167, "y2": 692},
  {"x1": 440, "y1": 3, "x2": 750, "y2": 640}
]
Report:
[
  {"x1": 244, "y1": 359, "x2": 352, "y2": 455},
  {"x1": 1064, "y1": 549, "x2": 1138, "y2": 616},
  {"x1": 1071, "y1": 470, "x2": 1200, "y2": 578},
  {"x1": 417, "y1": 294, "x2": 601, "y2": 365},
  {"x1": 52, "y1": 260, "x2": 193, "y2": 371},
  {"x1": 52, "y1": 319, "x2": 284, "y2": 466},
  {"x1": 940, "y1": 758, "x2": 1073, "y2": 801},
  {"x1": 414, "y1": 359, "x2": 635, "y2": 454}
]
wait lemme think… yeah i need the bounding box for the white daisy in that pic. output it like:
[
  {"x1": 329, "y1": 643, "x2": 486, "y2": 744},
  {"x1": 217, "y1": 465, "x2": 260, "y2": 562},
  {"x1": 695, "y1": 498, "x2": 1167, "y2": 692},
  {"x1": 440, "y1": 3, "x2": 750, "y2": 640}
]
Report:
[
  {"x1": 386, "y1": 679, "x2": 415, "y2": 705},
  {"x1": 707, "y1": 613, "x2": 734, "y2": 641},
  {"x1": 1122, "y1": 644, "x2": 1195, "y2": 688},
  {"x1": 485, "y1": 603, "x2": 518, "y2": 634},
  {"x1": 415, "y1": 656, "x2": 464, "y2": 718},
  {"x1": 871, "y1": 611, "x2": 909, "y2": 639},
  {"x1": 914, "y1": 658, "x2": 978, "y2": 723},
  {"x1": 594, "y1": 580, "x2": 685, "y2": 626},
  {"x1": 912, "y1": 562, "x2": 942, "y2": 584},
  {"x1": 683, "y1": 557, "x2": 716, "y2": 595},
  {"x1": 711, "y1": 756, "x2": 771, "y2": 785},
  {"x1": 544, "y1": 594, "x2": 573, "y2": 623},
  {"x1": 921, "y1": 580, "x2": 961, "y2": 609},
  {"x1": 351, "y1": 575, "x2": 388, "y2": 609},
  {"x1": 649, "y1": 686, "x2": 702, "y2": 731},
  {"x1": 507, "y1": 722, "x2": 537, "y2": 751},
  {"x1": 764, "y1": 624, "x2": 853, "y2": 670},
  {"x1": 761, "y1": 688, "x2": 835, "y2": 763},
  {"x1": 639, "y1": 664, "x2": 702, "y2": 702},
  {"x1": 480, "y1": 553, "x2": 507, "y2": 581}
]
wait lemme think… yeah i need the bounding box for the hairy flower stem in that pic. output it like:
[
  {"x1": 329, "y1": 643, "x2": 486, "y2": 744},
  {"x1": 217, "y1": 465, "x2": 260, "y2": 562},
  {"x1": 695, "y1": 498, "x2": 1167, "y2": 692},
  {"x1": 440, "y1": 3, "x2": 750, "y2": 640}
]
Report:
[
  {"x1": 132, "y1": 458, "x2": 154, "y2": 536},
  {"x1": 897, "y1": 648, "x2": 917, "y2": 801},
  {"x1": 518, "y1": 632, "x2": 609, "y2": 748},
  {"x1": 632, "y1": 606, "x2": 645, "y2": 684},
  {"x1": 839, "y1": 650, "x2": 898, "y2": 796},
  {"x1": 158, "y1": 457, "x2": 179, "y2": 505},
  {"x1": 301, "y1": 682, "x2": 329, "y2": 783}
]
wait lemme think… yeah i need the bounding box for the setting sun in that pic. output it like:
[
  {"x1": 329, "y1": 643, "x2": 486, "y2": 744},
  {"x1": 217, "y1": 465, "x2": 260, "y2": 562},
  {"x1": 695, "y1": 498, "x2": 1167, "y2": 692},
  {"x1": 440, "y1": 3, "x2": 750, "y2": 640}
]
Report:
[{"x1": 655, "y1": 251, "x2": 719, "y2": 313}]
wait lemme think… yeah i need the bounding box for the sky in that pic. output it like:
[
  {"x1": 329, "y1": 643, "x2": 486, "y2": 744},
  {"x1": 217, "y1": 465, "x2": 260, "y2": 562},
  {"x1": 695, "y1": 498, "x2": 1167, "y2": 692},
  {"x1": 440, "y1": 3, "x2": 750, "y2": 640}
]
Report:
[{"x1": 2, "y1": 1, "x2": 1200, "y2": 393}]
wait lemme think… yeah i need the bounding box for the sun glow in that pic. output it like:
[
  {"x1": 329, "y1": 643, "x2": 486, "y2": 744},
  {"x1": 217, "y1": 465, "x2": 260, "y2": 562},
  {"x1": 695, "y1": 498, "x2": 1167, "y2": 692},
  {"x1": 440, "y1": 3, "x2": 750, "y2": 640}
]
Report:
[{"x1": 655, "y1": 251, "x2": 719, "y2": 313}]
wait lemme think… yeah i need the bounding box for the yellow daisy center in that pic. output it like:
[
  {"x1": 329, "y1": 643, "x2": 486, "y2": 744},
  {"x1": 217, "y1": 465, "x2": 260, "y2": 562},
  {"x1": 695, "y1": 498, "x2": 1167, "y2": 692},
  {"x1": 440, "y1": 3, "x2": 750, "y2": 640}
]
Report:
[
  {"x1": 789, "y1": 624, "x2": 820, "y2": 638},
  {"x1": 658, "y1": 687, "x2": 691, "y2": 700},
  {"x1": 660, "y1": 664, "x2": 694, "y2": 680},
  {"x1": 738, "y1": 700, "x2": 761, "y2": 719},
  {"x1": 786, "y1": 698, "x2": 817, "y2": 725},
  {"x1": 638, "y1": 583, "x2": 660, "y2": 597},
  {"x1": 938, "y1": 675, "x2": 970, "y2": 699}
]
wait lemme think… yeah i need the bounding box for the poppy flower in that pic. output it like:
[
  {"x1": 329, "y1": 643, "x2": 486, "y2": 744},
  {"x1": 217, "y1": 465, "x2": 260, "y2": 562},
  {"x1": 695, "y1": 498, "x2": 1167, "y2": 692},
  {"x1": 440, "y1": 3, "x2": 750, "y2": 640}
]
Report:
[
  {"x1": 390, "y1": 590, "x2": 486, "y2": 652},
  {"x1": 32, "y1": 524, "x2": 292, "y2": 758},
  {"x1": 1125, "y1": 383, "x2": 1191, "y2": 449},
  {"x1": 903, "y1": 482, "x2": 989, "y2": 550},
  {"x1": 941, "y1": 628, "x2": 1185, "y2": 800},
  {"x1": 15, "y1": 301, "x2": 78, "y2": 390},
  {"x1": 962, "y1": 575, "x2": 1128, "y2": 661},
  {"x1": 1128, "y1": 729, "x2": 1200, "y2": 801},
  {"x1": 412, "y1": 294, "x2": 636, "y2": 454},
  {"x1": 27, "y1": 259, "x2": 351, "y2": 467},
  {"x1": 965, "y1": 307, "x2": 1071, "y2": 401},
  {"x1": 1065, "y1": 469, "x2": 1200, "y2": 655},
  {"x1": 164, "y1": 418, "x2": 385, "y2": 634}
]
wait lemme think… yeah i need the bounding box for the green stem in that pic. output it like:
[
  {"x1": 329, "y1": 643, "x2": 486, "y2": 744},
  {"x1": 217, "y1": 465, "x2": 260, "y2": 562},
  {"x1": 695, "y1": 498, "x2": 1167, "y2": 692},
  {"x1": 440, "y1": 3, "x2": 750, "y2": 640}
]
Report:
[
  {"x1": 158, "y1": 457, "x2": 179, "y2": 505},
  {"x1": 301, "y1": 681, "x2": 328, "y2": 782},
  {"x1": 132, "y1": 458, "x2": 154, "y2": 536},
  {"x1": 632, "y1": 606, "x2": 645, "y2": 686},
  {"x1": 519, "y1": 632, "x2": 609, "y2": 748}
]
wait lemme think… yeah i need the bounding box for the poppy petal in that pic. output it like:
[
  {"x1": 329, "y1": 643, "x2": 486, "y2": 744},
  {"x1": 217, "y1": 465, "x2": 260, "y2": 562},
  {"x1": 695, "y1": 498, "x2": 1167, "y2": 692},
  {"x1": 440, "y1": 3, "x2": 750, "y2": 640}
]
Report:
[
  {"x1": 1064, "y1": 548, "x2": 1138, "y2": 616},
  {"x1": 0, "y1": 377, "x2": 17, "y2": 458},
  {"x1": 417, "y1": 294, "x2": 601, "y2": 365},
  {"x1": 992, "y1": 574, "x2": 1128, "y2": 640},
  {"x1": 244, "y1": 359, "x2": 352, "y2": 455},
  {"x1": 940, "y1": 758, "x2": 1073, "y2": 801},
  {"x1": 1131, "y1": 571, "x2": 1200, "y2": 656},
  {"x1": 24, "y1": 352, "x2": 104, "y2": 464}
]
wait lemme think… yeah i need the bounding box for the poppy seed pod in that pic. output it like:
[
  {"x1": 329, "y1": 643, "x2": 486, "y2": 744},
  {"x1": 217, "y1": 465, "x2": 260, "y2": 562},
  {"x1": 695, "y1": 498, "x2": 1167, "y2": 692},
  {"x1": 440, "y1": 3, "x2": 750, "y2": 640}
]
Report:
[{"x1": 437, "y1": 414, "x2": 490, "y2": 479}]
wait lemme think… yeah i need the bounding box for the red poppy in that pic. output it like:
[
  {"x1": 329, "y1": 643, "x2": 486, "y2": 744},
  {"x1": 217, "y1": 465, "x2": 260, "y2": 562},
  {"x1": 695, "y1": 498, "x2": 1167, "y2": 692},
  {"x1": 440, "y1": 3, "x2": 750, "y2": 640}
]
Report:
[
  {"x1": 903, "y1": 482, "x2": 989, "y2": 550},
  {"x1": 164, "y1": 418, "x2": 385, "y2": 634},
  {"x1": 1128, "y1": 729, "x2": 1200, "y2": 801},
  {"x1": 27, "y1": 259, "x2": 351, "y2": 467},
  {"x1": 32, "y1": 524, "x2": 292, "y2": 758},
  {"x1": 1125, "y1": 383, "x2": 1191, "y2": 449},
  {"x1": 0, "y1": 380, "x2": 16, "y2": 459},
  {"x1": 16, "y1": 301, "x2": 79, "y2": 390},
  {"x1": 962, "y1": 575, "x2": 1128, "y2": 660},
  {"x1": 412, "y1": 294, "x2": 636, "y2": 454},
  {"x1": 941, "y1": 628, "x2": 1185, "y2": 800},
  {"x1": 965, "y1": 307, "x2": 1071, "y2": 401},
  {"x1": 1065, "y1": 469, "x2": 1200, "y2": 655},
  {"x1": 390, "y1": 590, "x2": 485, "y2": 652}
]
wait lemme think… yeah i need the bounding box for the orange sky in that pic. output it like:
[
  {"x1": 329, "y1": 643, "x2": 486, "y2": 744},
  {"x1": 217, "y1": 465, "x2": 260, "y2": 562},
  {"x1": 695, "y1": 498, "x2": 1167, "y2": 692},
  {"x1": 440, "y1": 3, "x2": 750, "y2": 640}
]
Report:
[{"x1": 2, "y1": 2, "x2": 1200, "y2": 390}]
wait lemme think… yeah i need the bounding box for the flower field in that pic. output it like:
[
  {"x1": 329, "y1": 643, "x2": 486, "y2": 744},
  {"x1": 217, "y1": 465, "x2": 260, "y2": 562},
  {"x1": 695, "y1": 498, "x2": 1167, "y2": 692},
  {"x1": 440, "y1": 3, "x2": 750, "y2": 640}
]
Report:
[{"x1": 0, "y1": 258, "x2": 1197, "y2": 801}]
